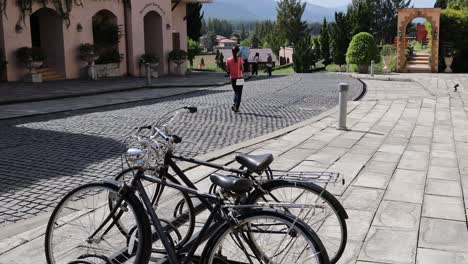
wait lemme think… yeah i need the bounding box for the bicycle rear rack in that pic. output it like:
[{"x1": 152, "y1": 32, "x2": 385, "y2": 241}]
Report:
[{"x1": 262, "y1": 170, "x2": 343, "y2": 185}]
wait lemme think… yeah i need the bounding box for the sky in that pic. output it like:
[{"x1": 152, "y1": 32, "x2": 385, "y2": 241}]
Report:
[{"x1": 304, "y1": 0, "x2": 436, "y2": 8}]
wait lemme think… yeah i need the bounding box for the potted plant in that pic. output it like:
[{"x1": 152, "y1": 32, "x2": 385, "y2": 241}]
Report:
[
  {"x1": 346, "y1": 32, "x2": 380, "y2": 74},
  {"x1": 169, "y1": 49, "x2": 188, "y2": 75},
  {"x1": 139, "y1": 53, "x2": 160, "y2": 78},
  {"x1": 94, "y1": 48, "x2": 123, "y2": 78},
  {"x1": 79, "y1": 43, "x2": 99, "y2": 64},
  {"x1": 381, "y1": 44, "x2": 396, "y2": 73},
  {"x1": 16, "y1": 47, "x2": 47, "y2": 83},
  {"x1": 79, "y1": 43, "x2": 99, "y2": 80}
]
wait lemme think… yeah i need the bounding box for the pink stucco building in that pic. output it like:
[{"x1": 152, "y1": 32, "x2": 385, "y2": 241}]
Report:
[{"x1": 0, "y1": 0, "x2": 211, "y2": 81}]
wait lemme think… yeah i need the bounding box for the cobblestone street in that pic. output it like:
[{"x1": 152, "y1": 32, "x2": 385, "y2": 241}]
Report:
[{"x1": 0, "y1": 73, "x2": 362, "y2": 226}]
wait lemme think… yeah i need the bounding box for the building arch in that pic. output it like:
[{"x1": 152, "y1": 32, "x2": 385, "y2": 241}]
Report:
[
  {"x1": 30, "y1": 7, "x2": 65, "y2": 76},
  {"x1": 143, "y1": 10, "x2": 164, "y2": 74},
  {"x1": 397, "y1": 8, "x2": 440, "y2": 72},
  {"x1": 92, "y1": 9, "x2": 120, "y2": 65}
]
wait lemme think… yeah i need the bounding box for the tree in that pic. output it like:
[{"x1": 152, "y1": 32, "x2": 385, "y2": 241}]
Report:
[
  {"x1": 448, "y1": 0, "x2": 468, "y2": 9},
  {"x1": 320, "y1": 18, "x2": 331, "y2": 65},
  {"x1": 263, "y1": 30, "x2": 284, "y2": 57},
  {"x1": 215, "y1": 50, "x2": 226, "y2": 71},
  {"x1": 275, "y1": 0, "x2": 308, "y2": 45},
  {"x1": 200, "y1": 31, "x2": 216, "y2": 51},
  {"x1": 187, "y1": 39, "x2": 202, "y2": 67},
  {"x1": 435, "y1": 0, "x2": 448, "y2": 8},
  {"x1": 332, "y1": 12, "x2": 351, "y2": 67},
  {"x1": 187, "y1": 3, "x2": 204, "y2": 41},
  {"x1": 293, "y1": 35, "x2": 316, "y2": 73},
  {"x1": 346, "y1": 0, "x2": 411, "y2": 44},
  {"x1": 312, "y1": 36, "x2": 321, "y2": 60},
  {"x1": 348, "y1": 1, "x2": 372, "y2": 36},
  {"x1": 240, "y1": 24, "x2": 248, "y2": 40}
]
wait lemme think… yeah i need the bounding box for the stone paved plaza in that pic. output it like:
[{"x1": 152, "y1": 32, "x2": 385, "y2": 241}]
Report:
[
  {"x1": 0, "y1": 73, "x2": 362, "y2": 226},
  {"x1": 1, "y1": 73, "x2": 468, "y2": 264}
]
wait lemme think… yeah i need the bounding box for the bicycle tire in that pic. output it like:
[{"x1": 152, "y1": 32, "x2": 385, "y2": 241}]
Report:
[
  {"x1": 115, "y1": 167, "x2": 195, "y2": 253},
  {"x1": 246, "y1": 179, "x2": 347, "y2": 264},
  {"x1": 45, "y1": 181, "x2": 151, "y2": 264},
  {"x1": 201, "y1": 209, "x2": 330, "y2": 264}
]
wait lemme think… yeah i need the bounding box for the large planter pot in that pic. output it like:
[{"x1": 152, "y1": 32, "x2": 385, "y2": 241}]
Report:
[
  {"x1": 95, "y1": 63, "x2": 121, "y2": 78},
  {"x1": 444, "y1": 56, "x2": 453, "y2": 73},
  {"x1": 82, "y1": 55, "x2": 99, "y2": 65},
  {"x1": 24, "y1": 60, "x2": 43, "y2": 83},
  {"x1": 383, "y1": 56, "x2": 392, "y2": 73},
  {"x1": 140, "y1": 63, "x2": 159, "y2": 78},
  {"x1": 170, "y1": 60, "x2": 187, "y2": 76},
  {"x1": 358, "y1": 64, "x2": 369, "y2": 74}
]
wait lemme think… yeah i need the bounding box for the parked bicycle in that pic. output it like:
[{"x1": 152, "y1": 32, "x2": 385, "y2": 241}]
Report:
[
  {"x1": 113, "y1": 106, "x2": 348, "y2": 263},
  {"x1": 44, "y1": 108, "x2": 333, "y2": 263}
]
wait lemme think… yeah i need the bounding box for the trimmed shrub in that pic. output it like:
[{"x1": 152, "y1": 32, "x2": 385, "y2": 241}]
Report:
[
  {"x1": 346, "y1": 32, "x2": 380, "y2": 70},
  {"x1": 440, "y1": 9, "x2": 468, "y2": 72}
]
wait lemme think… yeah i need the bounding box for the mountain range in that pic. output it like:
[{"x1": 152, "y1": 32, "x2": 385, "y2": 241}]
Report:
[{"x1": 202, "y1": 0, "x2": 348, "y2": 22}]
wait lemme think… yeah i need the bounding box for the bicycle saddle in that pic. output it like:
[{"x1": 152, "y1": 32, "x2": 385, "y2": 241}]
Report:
[
  {"x1": 210, "y1": 174, "x2": 253, "y2": 193},
  {"x1": 235, "y1": 153, "x2": 274, "y2": 174}
]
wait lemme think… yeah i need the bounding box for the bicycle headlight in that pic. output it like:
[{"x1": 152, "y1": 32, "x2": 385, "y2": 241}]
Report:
[{"x1": 126, "y1": 148, "x2": 146, "y2": 163}]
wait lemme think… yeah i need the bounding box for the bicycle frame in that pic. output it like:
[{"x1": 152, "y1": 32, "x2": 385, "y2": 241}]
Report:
[{"x1": 125, "y1": 165, "x2": 291, "y2": 264}]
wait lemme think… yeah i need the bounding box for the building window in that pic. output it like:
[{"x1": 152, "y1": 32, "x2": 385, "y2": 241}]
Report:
[{"x1": 172, "y1": 32, "x2": 180, "y2": 50}]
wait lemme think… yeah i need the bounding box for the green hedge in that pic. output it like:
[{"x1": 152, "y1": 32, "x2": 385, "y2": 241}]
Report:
[
  {"x1": 346, "y1": 32, "x2": 381, "y2": 65},
  {"x1": 440, "y1": 9, "x2": 468, "y2": 72}
]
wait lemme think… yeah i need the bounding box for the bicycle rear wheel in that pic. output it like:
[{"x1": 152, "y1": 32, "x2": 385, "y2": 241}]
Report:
[
  {"x1": 201, "y1": 209, "x2": 330, "y2": 264},
  {"x1": 247, "y1": 179, "x2": 347, "y2": 264},
  {"x1": 44, "y1": 182, "x2": 151, "y2": 264}
]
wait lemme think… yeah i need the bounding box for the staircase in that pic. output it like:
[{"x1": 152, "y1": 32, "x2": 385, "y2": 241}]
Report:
[
  {"x1": 36, "y1": 67, "x2": 65, "y2": 81},
  {"x1": 405, "y1": 53, "x2": 431, "y2": 73}
]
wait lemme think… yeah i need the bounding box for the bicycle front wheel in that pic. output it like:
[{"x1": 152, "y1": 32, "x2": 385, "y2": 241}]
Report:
[
  {"x1": 201, "y1": 209, "x2": 330, "y2": 264},
  {"x1": 45, "y1": 182, "x2": 151, "y2": 264},
  {"x1": 115, "y1": 167, "x2": 195, "y2": 253}
]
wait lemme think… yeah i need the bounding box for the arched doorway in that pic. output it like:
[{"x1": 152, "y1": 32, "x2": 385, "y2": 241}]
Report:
[
  {"x1": 143, "y1": 11, "x2": 163, "y2": 74},
  {"x1": 30, "y1": 8, "x2": 65, "y2": 76},
  {"x1": 397, "y1": 8, "x2": 441, "y2": 73},
  {"x1": 92, "y1": 10, "x2": 121, "y2": 66}
]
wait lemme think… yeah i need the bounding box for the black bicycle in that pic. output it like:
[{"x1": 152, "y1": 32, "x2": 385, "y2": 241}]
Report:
[
  {"x1": 45, "y1": 147, "x2": 331, "y2": 263},
  {"x1": 113, "y1": 107, "x2": 348, "y2": 263}
]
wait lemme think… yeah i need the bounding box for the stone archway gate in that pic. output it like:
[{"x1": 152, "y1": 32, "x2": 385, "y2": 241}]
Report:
[{"x1": 397, "y1": 8, "x2": 441, "y2": 73}]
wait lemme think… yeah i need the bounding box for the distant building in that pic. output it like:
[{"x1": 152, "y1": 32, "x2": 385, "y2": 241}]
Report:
[
  {"x1": 219, "y1": 48, "x2": 276, "y2": 65},
  {"x1": 279, "y1": 47, "x2": 294, "y2": 65},
  {"x1": 217, "y1": 38, "x2": 238, "y2": 50}
]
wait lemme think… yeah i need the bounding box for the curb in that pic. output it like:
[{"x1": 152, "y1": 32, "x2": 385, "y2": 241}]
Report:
[
  {"x1": 350, "y1": 74, "x2": 414, "y2": 82},
  {"x1": 0, "y1": 86, "x2": 218, "y2": 121},
  {"x1": 354, "y1": 78, "x2": 368, "y2": 101},
  {"x1": 0, "y1": 80, "x2": 231, "y2": 106}
]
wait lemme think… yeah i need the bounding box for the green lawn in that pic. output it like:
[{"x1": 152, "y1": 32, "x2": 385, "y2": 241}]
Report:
[{"x1": 271, "y1": 66, "x2": 295, "y2": 74}]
